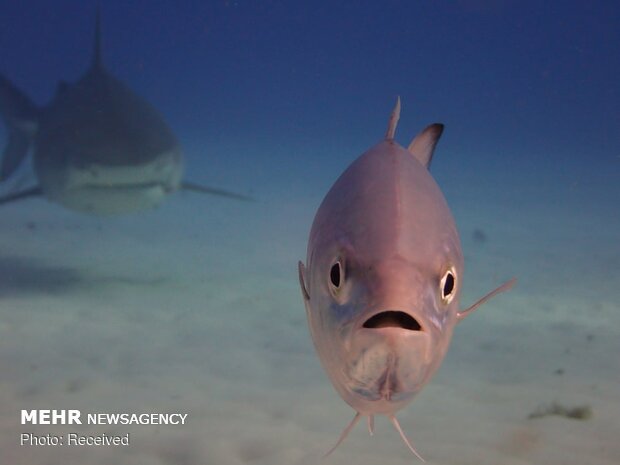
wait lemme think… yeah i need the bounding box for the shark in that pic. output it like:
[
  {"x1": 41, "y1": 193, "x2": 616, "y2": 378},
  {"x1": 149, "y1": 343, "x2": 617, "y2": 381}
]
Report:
[
  {"x1": 0, "y1": 11, "x2": 249, "y2": 215},
  {"x1": 298, "y1": 98, "x2": 515, "y2": 459}
]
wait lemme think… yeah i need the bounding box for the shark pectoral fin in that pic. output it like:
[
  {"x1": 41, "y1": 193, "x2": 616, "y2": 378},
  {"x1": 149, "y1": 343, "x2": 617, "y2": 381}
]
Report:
[
  {"x1": 388, "y1": 415, "x2": 425, "y2": 461},
  {"x1": 407, "y1": 123, "x2": 444, "y2": 169},
  {"x1": 323, "y1": 412, "x2": 362, "y2": 458},
  {"x1": 457, "y1": 277, "x2": 517, "y2": 321},
  {"x1": 1, "y1": 128, "x2": 31, "y2": 181},
  {"x1": 181, "y1": 182, "x2": 254, "y2": 202},
  {"x1": 0, "y1": 186, "x2": 42, "y2": 206},
  {"x1": 298, "y1": 261, "x2": 310, "y2": 301}
]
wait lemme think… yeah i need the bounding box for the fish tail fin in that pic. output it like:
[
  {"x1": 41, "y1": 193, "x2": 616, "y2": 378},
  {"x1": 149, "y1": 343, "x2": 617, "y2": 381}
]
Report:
[
  {"x1": 0, "y1": 74, "x2": 38, "y2": 181},
  {"x1": 388, "y1": 415, "x2": 425, "y2": 461},
  {"x1": 323, "y1": 412, "x2": 362, "y2": 458},
  {"x1": 407, "y1": 123, "x2": 444, "y2": 169}
]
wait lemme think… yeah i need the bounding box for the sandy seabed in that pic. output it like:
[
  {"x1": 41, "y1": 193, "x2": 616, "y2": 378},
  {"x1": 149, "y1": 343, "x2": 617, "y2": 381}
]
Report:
[{"x1": 0, "y1": 165, "x2": 618, "y2": 465}]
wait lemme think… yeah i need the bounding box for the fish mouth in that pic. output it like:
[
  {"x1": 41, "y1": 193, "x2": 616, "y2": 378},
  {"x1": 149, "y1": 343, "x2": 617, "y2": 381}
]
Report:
[{"x1": 362, "y1": 311, "x2": 423, "y2": 331}]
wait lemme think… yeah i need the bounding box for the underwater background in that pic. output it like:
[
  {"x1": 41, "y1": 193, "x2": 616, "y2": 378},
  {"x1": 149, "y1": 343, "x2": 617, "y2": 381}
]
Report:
[{"x1": 0, "y1": 1, "x2": 618, "y2": 464}]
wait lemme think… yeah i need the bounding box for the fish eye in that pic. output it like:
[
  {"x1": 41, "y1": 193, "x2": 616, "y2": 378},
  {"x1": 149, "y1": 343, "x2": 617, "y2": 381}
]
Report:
[
  {"x1": 440, "y1": 267, "x2": 456, "y2": 304},
  {"x1": 329, "y1": 261, "x2": 342, "y2": 290}
]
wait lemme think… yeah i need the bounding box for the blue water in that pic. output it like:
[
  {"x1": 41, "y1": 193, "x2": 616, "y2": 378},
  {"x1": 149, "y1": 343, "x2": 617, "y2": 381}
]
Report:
[{"x1": 1, "y1": 1, "x2": 618, "y2": 464}]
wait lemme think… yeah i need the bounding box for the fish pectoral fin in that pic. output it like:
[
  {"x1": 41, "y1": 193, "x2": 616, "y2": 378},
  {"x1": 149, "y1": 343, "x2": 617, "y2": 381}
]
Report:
[
  {"x1": 388, "y1": 415, "x2": 425, "y2": 461},
  {"x1": 323, "y1": 412, "x2": 362, "y2": 458},
  {"x1": 407, "y1": 123, "x2": 444, "y2": 169},
  {"x1": 457, "y1": 277, "x2": 517, "y2": 321},
  {"x1": 298, "y1": 261, "x2": 310, "y2": 301},
  {"x1": 0, "y1": 186, "x2": 42, "y2": 206},
  {"x1": 181, "y1": 182, "x2": 254, "y2": 202}
]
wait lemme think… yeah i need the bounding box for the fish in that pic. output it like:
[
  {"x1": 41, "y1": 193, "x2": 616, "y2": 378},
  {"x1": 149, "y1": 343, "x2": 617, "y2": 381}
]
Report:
[
  {"x1": 298, "y1": 98, "x2": 515, "y2": 459},
  {"x1": 0, "y1": 10, "x2": 250, "y2": 215}
]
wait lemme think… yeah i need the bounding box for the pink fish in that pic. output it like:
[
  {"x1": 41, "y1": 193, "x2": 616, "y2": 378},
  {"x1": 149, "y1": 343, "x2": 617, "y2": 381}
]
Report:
[{"x1": 298, "y1": 98, "x2": 514, "y2": 460}]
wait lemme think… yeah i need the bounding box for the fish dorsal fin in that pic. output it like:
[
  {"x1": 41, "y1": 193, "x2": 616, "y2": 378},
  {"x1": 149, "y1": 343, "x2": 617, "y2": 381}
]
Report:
[
  {"x1": 385, "y1": 96, "x2": 401, "y2": 141},
  {"x1": 91, "y1": 6, "x2": 103, "y2": 71},
  {"x1": 407, "y1": 123, "x2": 444, "y2": 169}
]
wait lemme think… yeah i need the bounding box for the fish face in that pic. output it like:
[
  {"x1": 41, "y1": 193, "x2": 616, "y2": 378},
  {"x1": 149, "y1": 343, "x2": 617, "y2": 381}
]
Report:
[
  {"x1": 299, "y1": 135, "x2": 464, "y2": 416},
  {"x1": 298, "y1": 112, "x2": 466, "y2": 419},
  {"x1": 300, "y1": 248, "x2": 460, "y2": 416}
]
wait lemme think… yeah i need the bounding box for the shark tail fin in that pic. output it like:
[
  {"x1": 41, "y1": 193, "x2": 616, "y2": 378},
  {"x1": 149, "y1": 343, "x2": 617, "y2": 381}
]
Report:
[
  {"x1": 0, "y1": 186, "x2": 42, "y2": 207},
  {"x1": 388, "y1": 415, "x2": 425, "y2": 461},
  {"x1": 181, "y1": 182, "x2": 254, "y2": 202},
  {"x1": 0, "y1": 74, "x2": 38, "y2": 181}
]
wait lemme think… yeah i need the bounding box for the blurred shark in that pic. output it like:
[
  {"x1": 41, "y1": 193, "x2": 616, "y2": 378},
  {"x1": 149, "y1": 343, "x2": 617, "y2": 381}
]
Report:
[
  {"x1": 0, "y1": 11, "x2": 249, "y2": 215},
  {"x1": 298, "y1": 98, "x2": 515, "y2": 459}
]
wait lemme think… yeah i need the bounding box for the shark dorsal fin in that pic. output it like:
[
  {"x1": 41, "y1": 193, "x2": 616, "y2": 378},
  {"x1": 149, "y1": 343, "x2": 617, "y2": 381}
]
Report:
[
  {"x1": 91, "y1": 7, "x2": 103, "y2": 70},
  {"x1": 407, "y1": 123, "x2": 444, "y2": 169},
  {"x1": 385, "y1": 96, "x2": 401, "y2": 141}
]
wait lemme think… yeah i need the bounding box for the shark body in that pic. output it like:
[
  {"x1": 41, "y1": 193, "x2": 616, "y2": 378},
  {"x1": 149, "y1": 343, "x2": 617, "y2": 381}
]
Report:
[{"x1": 0, "y1": 12, "x2": 248, "y2": 215}]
